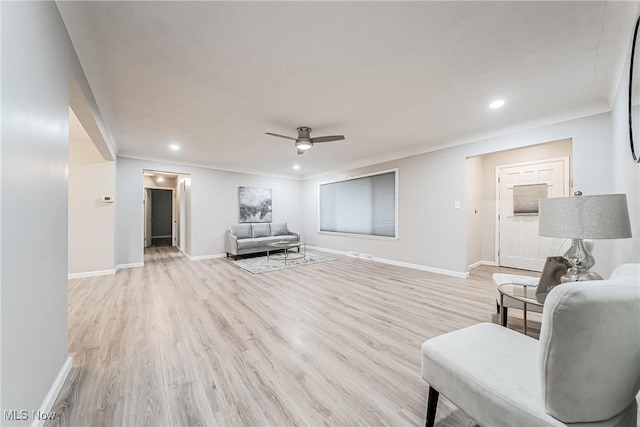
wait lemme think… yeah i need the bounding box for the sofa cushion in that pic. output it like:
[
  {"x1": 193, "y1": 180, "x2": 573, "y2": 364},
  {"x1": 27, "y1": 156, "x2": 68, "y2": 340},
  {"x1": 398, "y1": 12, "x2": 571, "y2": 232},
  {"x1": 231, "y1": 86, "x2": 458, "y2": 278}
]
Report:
[
  {"x1": 251, "y1": 223, "x2": 271, "y2": 238},
  {"x1": 270, "y1": 222, "x2": 289, "y2": 236},
  {"x1": 230, "y1": 224, "x2": 251, "y2": 239},
  {"x1": 237, "y1": 238, "x2": 261, "y2": 250}
]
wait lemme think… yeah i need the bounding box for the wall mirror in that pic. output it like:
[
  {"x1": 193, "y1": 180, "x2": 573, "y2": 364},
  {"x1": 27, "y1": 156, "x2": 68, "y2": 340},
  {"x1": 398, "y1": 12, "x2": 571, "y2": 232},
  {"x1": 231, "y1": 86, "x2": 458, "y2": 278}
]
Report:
[{"x1": 630, "y1": 15, "x2": 640, "y2": 163}]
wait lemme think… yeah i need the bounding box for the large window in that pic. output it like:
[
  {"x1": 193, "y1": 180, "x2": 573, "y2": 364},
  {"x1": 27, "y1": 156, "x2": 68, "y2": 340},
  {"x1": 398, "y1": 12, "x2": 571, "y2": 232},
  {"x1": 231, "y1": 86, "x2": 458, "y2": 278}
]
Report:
[{"x1": 319, "y1": 170, "x2": 397, "y2": 238}]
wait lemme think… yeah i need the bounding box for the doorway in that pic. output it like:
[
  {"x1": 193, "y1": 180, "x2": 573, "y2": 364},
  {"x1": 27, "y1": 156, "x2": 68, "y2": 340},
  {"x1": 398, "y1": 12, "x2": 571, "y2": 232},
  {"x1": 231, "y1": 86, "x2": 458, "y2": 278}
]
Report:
[
  {"x1": 147, "y1": 188, "x2": 173, "y2": 246},
  {"x1": 143, "y1": 170, "x2": 191, "y2": 253},
  {"x1": 496, "y1": 157, "x2": 570, "y2": 271},
  {"x1": 465, "y1": 138, "x2": 572, "y2": 272}
]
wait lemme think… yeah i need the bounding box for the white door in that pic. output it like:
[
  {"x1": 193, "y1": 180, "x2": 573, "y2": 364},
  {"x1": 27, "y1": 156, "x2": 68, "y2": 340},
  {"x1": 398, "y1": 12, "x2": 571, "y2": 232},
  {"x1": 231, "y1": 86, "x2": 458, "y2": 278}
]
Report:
[
  {"x1": 144, "y1": 188, "x2": 152, "y2": 248},
  {"x1": 179, "y1": 180, "x2": 186, "y2": 252},
  {"x1": 171, "y1": 189, "x2": 176, "y2": 247},
  {"x1": 497, "y1": 157, "x2": 569, "y2": 271}
]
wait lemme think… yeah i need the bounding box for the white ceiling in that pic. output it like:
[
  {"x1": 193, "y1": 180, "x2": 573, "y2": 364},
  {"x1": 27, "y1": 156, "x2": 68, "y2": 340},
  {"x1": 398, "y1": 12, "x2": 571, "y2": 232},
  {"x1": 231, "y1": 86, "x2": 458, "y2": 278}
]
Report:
[{"x1": 57, "y1": 1, "x2": 639, "y2": 179}]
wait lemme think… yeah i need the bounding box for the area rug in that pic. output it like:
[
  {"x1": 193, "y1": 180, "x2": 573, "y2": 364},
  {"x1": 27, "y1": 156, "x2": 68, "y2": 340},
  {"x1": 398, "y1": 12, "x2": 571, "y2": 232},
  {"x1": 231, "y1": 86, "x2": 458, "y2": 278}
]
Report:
[{"x1": 230, "y1": 252, "x2": 335, "y2": 274}]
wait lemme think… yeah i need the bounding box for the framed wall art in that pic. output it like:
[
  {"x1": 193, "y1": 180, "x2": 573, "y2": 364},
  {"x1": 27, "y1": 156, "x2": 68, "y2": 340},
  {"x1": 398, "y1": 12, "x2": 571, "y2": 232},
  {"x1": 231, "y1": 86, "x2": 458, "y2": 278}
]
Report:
[{"x1": 238, "y1": 187, "x2": 272, "y2": 223}]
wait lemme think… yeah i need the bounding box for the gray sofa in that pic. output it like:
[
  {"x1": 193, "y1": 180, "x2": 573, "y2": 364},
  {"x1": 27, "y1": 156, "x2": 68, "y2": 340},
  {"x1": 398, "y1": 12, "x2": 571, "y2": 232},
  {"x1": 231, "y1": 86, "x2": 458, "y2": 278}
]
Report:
[{"x1": 225, "y1": 222, "x2": 299, "y2": 258}]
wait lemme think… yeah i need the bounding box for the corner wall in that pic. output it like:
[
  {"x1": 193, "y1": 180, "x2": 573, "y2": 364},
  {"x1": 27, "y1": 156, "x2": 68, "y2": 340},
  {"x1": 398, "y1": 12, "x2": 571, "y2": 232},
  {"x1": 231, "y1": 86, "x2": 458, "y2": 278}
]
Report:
[
  {"x1": 68, "y1": 161, "x2": 116, "y2": 276},
  {"x1": 1, "y1": 2, "x2": 71, "y2": 423}
]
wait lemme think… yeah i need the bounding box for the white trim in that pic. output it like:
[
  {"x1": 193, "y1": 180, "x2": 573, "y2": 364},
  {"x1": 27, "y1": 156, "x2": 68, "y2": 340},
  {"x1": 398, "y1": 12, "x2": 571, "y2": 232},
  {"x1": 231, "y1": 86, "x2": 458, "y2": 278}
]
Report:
[
  {"x1": 307, "y1": 245, "x2": 358, "y2": 257},
  {"x1": 188, "y1": 253, "x2": 226, "y2": 261},
  {"x1": 316, "y1": 231, "x2": 399, "y2": 241},
  {"x1": 68, "y1": 269, "x2": 116, "y2": 280},
  {"x1": 374, "y1": 257, "x2": 469, "y2": 279},
  {"x1": 467, "y1": 260, "x2": 497, "y2": 269},
  {"x1": 31, "y1": 356, "x2": 72, "y2": 427},
  {"x1": 318, "y1": 167, "x2": 399, "y2": 186},
  {"x1": 308, "y1": 246, "x2": 469, "y2": 279},
  {"x1": 115, "y1": 262, "x2": 144, "y2": 271},
  {"x1": 125, "y1": 155, "x2": 303, "y2": 181}
]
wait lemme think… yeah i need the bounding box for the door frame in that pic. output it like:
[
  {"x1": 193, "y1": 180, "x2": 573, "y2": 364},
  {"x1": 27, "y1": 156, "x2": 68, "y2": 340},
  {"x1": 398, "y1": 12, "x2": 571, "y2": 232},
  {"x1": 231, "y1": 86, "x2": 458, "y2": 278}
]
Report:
[
  {"x1": 142, "y1": 185, "x2": 177, "y2": 247},
  {"x1": 179, "y1": 179, "x2": 186, "y2": 252},
  {"x1": 494, "y1": 156, "x2": 571, "y2": 267},
  {"x1": 144, "y1": 186, "x2": 175, "y2": 247}
]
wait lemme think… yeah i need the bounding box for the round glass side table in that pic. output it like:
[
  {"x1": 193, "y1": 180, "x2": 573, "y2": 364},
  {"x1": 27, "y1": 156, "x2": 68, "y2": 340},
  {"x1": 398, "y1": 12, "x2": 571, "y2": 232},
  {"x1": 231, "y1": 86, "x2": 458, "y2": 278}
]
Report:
[{"x1": 497, "y1": 283, "x2": 544, "y2": 336}]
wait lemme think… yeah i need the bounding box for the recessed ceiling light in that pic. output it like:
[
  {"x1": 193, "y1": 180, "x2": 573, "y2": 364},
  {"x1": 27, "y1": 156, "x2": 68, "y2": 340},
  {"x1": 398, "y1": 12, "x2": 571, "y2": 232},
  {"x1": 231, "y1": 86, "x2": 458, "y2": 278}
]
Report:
[
  {"x1": 169, "y1": 144, "x2": 180, "y2": 151},
  {"x1": 293, "y1": 165, "x2": 300, "y2": 170},
  {"x1": 156, "y1": 176, "x2": 164, "y2": 183},
  {"x1": 489, "y1": 99, "x2": 505, "y2": 109}
]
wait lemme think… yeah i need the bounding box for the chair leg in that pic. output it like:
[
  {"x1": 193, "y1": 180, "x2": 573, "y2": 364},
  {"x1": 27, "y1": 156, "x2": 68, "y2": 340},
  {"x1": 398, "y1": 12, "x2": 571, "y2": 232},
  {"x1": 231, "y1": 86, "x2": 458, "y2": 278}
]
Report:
[{"x1": 425, "y1": 386, "x2": 439, "y2": 427}]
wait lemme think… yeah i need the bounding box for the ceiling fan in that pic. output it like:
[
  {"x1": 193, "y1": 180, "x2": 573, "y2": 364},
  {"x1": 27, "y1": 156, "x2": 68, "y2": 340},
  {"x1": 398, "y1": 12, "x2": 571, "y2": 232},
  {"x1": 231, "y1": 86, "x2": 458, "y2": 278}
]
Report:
[{"x1": 265, "y1": 127, "x2": 345, "y2": 155}]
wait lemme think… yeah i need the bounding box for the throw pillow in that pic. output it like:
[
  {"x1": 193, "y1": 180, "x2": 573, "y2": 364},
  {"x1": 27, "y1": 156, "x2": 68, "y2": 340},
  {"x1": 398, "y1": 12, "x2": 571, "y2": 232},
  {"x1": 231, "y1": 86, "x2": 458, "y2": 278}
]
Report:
[
  {"x1": 230, "y1": 224, "x2": 251, "y2": 239},
  {"x1": 270, "y1": 222, "x2": 289, "y2": 236},
  {"x1": 251, "y1": 223, "x2": 271, "y2": 238}
]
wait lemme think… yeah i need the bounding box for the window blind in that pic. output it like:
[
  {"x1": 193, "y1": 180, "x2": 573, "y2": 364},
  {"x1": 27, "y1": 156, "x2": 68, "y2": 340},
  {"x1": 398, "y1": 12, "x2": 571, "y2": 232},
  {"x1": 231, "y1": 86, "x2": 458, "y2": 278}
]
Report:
[{"x1": 319, "y1": 171, "x2": 396, "y2": 238}]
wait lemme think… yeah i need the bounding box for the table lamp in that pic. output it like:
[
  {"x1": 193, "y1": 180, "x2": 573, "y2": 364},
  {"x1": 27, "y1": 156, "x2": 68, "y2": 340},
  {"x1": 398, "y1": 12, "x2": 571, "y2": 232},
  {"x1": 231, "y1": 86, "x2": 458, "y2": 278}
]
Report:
[{"x1": 538, "y1": 193, "x2": 632, "y2": 283}]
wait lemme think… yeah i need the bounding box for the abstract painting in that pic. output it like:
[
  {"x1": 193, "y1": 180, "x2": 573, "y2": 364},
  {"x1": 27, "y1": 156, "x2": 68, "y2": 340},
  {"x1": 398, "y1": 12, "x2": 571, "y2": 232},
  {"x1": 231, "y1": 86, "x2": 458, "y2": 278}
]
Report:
[{"x1": 238, "y1": 187, "x2": 272, "y2": 223}]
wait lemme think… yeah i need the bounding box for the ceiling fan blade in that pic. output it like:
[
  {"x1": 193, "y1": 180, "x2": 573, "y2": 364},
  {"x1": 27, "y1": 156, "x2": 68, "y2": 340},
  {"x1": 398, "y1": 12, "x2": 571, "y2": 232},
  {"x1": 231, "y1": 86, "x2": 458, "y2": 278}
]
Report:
[
  {"x1": 297, "y1": 148, "x2": 305, "y2": 155},
  {"x1": 265, "y1": 132, "x2": 297, "y2": 141},
  {"x1": 311, "y1": 135, "x2": 345, "y2": 143}
]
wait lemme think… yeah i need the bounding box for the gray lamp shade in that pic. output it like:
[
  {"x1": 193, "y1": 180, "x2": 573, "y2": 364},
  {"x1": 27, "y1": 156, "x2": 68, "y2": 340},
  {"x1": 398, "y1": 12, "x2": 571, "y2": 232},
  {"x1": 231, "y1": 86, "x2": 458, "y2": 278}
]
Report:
[{"x1": 539, "y1": 194, "x2": 632, "y2": 239}]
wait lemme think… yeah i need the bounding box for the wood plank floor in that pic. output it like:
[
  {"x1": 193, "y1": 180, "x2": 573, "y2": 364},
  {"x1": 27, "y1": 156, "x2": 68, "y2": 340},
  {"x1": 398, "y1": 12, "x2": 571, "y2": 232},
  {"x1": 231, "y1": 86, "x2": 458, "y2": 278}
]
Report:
[{"x1": 48, "y1": 247, "x2": 541, "y2": 427}]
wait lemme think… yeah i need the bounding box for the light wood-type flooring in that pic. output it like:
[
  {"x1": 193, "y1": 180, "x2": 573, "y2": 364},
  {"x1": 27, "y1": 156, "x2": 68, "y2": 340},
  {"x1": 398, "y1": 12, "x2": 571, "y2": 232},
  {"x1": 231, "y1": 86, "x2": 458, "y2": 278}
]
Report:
[{"x1": 48, "y1": 247, "x2": 541, "y2": 427}]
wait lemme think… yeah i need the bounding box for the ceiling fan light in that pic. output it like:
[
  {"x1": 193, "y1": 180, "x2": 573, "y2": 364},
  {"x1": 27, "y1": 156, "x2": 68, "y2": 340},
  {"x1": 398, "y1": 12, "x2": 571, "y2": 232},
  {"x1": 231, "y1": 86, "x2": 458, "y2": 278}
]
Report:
[{"x1": 296, "y1": 141, "x2": 312, "y2": 150}]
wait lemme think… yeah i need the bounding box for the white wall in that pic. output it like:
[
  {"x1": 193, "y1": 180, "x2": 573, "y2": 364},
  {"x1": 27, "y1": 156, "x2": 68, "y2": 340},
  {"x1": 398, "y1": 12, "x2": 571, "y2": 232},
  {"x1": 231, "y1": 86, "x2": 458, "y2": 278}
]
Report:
[
  {"x1": 116, "y1": 157, "x2": 304, "y2": 264},
  {"x1": 68, "y1": 161, "x2": 116, "y2": 275},
  {"x1": 610, "y1": 14, "x2": 640, "y2": 267},
  {"x1": 304, "y1": 112, "x2": 614, "y2": 276},
  {"x1": 304, "y1": 149, "x2": 468, "y2": 274},
  {"x1": 1, "y1": 2, "x2": 71, "y2": 423}
]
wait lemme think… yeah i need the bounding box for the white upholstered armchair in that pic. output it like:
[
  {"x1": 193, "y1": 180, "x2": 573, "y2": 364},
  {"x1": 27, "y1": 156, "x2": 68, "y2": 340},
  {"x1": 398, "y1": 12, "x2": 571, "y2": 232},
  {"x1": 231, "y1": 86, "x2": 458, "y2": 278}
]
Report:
[{"x1": 422, "y1": 263, "x2": 640, "y2": 427}]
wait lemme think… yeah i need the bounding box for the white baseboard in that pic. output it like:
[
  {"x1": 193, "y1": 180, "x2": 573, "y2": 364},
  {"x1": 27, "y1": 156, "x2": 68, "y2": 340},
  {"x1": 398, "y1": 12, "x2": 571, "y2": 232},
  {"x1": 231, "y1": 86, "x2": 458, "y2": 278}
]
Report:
[
  {"x1": 307, "y1": 246, "x2": 469, "y2": 279},
  {"x1": 307, "y1": 245, "x2": 357, "y2": 257},
  {"x1": 68, "y1": 269, "x2": 116, "y2": 280},
  {"x1": 188, "y1": 253, "x2": 226, "y2": 261},
  {"x1": 467, "y1": 260, "x2": 497, "y2": 270},
  {"x1": 31, "y1": 356, "x2": 72, "y2": 427},
  {"x1": 115, "y1": 262, "x2": 144, "y2": 271}
]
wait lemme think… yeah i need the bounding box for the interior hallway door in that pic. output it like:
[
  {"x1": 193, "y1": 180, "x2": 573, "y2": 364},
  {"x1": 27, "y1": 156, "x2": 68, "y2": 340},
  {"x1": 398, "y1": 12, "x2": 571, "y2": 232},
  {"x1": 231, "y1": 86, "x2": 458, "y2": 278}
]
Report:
[
  {"x1": 144, "y1": 188, "x2": 152, "y2": 248},
  {"x1": 497, "y1": 157, "x2": 569, "y2": 271},
  {"x1": 150, "y1": 189, "x2": 173, "y2": 245}
]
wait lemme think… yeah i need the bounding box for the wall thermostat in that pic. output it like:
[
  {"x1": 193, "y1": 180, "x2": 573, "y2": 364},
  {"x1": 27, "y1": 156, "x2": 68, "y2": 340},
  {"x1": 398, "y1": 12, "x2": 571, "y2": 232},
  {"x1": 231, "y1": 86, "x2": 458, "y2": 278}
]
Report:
[{"x1": 101, "y1": 196, "x2": 114, "y2": 203}]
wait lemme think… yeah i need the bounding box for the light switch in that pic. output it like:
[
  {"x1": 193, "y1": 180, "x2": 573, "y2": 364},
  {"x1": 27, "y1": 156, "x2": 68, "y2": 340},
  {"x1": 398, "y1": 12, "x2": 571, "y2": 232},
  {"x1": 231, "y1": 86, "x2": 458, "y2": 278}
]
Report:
[{"x1": 454, "y1": 201, "x2": 461, "y2": 209}]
